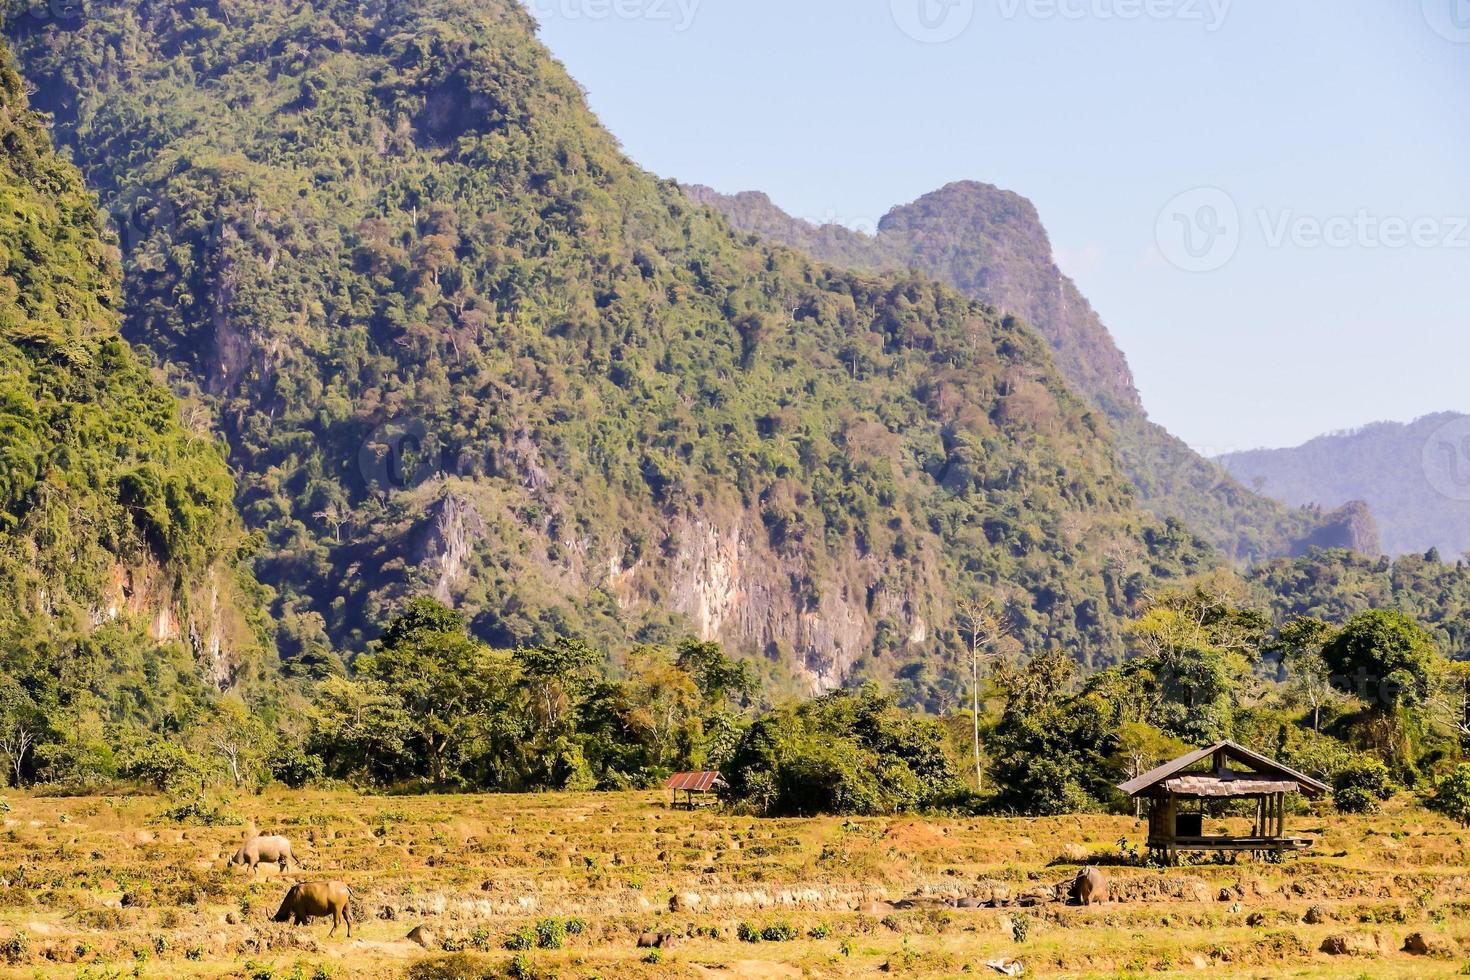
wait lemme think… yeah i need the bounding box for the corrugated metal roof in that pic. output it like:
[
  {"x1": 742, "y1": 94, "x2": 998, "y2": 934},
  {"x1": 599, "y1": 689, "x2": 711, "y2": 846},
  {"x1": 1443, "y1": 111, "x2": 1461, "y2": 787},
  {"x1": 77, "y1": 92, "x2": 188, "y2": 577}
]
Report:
[
  {"x1": 666, "y1": 771, "x2": 725, "y2": 792},
  {"x1": 1117, "y1": 741, "x2": 1329, "y2": 797}
]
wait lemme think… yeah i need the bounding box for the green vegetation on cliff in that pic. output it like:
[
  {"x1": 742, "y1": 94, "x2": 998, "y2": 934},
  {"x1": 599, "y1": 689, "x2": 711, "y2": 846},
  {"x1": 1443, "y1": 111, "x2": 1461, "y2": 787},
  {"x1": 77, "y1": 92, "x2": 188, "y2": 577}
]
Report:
[
  {"x1": 7, "y1": 0, "x2": 1214, "y2": 690},
  {"x1": 687, "y1": 183, "x2": 1370, "y2": 563},
  {"x1": 0, "y1": 44, "x2": 274, "y2": 783}
]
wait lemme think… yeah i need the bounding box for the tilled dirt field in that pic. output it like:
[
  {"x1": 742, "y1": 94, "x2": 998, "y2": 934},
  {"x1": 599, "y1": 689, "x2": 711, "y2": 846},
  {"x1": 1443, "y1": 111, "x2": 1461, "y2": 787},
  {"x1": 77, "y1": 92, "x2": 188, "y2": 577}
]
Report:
[{"x1": 1, "y1": 790, "x2": 1468, "y2": 977}]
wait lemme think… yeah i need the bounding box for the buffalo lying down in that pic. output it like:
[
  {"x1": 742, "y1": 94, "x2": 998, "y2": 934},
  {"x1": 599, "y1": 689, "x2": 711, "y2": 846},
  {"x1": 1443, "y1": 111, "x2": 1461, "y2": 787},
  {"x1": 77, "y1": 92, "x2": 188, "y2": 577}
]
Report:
[
  {"x1": 230, "y1": 834, "x2": 297, "y2": 875},
  {"x1": 273, "y1": 881, "x2": 354, "y2": 937}
]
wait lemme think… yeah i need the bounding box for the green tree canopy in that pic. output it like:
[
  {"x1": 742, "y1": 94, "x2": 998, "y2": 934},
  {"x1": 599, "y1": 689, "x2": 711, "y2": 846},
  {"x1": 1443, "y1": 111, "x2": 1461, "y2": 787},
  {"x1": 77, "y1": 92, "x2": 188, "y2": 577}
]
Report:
[{"x1": 354, "y1": 599, "x2": 501, "y2": 784}]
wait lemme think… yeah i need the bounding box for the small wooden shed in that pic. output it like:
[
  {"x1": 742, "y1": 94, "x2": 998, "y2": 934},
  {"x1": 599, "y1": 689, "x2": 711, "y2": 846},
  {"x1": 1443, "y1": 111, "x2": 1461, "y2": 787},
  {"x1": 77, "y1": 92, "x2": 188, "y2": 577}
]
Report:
[
  {"x1": 665, "y1": 771, "x2": 726, "y2": 809},
  {"x1": 1117, "y1": 740, "x2": 1329, "y2": 863}
]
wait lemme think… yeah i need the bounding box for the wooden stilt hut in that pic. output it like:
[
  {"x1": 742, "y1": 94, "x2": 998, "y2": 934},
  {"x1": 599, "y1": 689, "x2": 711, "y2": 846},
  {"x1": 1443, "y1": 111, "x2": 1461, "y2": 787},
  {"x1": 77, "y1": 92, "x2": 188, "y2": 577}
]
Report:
[
  {"x1": 665, "y1": 771, "x2": 726, "y2": 810},
  {"x1": 1117, "y1": 741, "x2": 1329, "y2": 864}
]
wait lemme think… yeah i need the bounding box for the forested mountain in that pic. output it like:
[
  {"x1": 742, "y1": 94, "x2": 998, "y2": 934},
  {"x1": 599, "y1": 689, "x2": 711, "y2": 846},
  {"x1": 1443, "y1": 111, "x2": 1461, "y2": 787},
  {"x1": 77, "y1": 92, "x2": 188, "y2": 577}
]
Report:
[
  {"x1": 1220, "y1": 414, "x2": 1470, "y2": 559},
  {"x1": 0, "y1": 45, "x2": 272, "y2": 740},
  {"x1": 687, "y1": 184, "x2": 1376, "y2": 563},
  {"x1": 5, "y1": 0, "x2": 1215, "y2": 690}
]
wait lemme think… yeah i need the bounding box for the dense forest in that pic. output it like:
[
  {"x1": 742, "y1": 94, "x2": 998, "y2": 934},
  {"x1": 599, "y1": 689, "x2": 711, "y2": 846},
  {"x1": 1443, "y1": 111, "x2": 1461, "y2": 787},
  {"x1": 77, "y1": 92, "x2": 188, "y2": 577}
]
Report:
[
  {"x1": 687, "y1": 184, "x2": 1378, "y2": 564},
  {"x1": 0, "y1": 47, "x2": 277, "y2": 784},
  {"x1": 1251, "y1": 548, "x2": 1470, "y2": 659},
  {"x1": 1220, "y1": 413, "x2": 1470, "y2": 559},
  {"x1": 5, "y1": 0, "x2": 1218, "y2": 690}
]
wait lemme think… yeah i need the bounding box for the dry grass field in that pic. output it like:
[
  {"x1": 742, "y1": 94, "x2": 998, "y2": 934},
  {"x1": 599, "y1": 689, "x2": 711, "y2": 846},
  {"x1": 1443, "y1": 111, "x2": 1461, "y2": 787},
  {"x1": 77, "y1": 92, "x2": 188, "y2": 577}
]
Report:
[{"x1": 1, "y1": 790, "x2": 1469, "y2": 978}]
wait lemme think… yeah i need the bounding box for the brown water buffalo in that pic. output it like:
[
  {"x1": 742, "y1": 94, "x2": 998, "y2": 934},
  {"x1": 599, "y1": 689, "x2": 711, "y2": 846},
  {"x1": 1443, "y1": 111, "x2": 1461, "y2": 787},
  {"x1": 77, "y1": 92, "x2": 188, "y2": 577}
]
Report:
[
  {"x1": 229, "y1": 834, "x2": 297, "y2": 875},
  {"x1": 1067, "y1": 867, "x2": 1109, "y2": 906},
  {"x1": 273, "y1": 881, "x2": 354, "y2": 937}
]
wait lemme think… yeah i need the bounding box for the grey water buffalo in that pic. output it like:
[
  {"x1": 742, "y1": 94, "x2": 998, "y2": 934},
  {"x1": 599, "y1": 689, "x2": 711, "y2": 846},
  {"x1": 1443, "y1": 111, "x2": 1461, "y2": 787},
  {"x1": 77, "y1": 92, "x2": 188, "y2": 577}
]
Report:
[
  {"x1": 229, "y1": 834, "x2": 297, "y2": 875},
  {"x1": 273, "y1": 881, "x2": 354, "y2": 937},
  {"x1": 1066, "y1": 867, "x2": 1109, "y2": 906}
]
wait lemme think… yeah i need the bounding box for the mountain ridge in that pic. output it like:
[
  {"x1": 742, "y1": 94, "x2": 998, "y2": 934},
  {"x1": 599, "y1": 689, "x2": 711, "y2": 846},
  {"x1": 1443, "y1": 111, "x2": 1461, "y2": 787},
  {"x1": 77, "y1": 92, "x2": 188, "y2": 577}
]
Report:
[
  {"x1": 7, "y1": 0, "x2": 1215, "y2": 694},
  {"x1": 686, "y1": 181, "x2": 1380, "y2": 563}
]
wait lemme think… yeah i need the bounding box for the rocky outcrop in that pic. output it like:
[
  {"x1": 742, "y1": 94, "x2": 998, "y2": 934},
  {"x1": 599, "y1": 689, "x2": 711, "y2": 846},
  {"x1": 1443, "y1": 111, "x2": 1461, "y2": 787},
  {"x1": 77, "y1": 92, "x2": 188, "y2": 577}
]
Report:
[
  {"x1": 1291, "y1": 501, "x2": 1382, "y2": 556},
  {"x1": 691, "y1": 180, "x2": 1354, "y2": 564},
  {"x1": 643, "y1": 515, "x2": 933, "y2": 692},
  {"x1": 416, "y1": 494, "x2": 488, "y2": 604},
  {"x1": 91, "y1": 562, "x2": 244, "y2": 691}
]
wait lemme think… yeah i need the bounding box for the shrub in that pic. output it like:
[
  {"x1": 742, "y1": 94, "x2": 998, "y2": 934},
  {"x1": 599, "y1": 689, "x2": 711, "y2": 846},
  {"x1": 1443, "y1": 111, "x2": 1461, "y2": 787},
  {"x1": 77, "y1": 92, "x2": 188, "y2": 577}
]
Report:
[
  {"x1": 1430, "y1": 764, "x2": 1470, "y2": 827},
  {"x1": 160, "y1": 794, "x2": 241, "y2": 827},
  {"x1": 503, "y1": 925, "x2": 536, "y2": 951},
  {"x1": 564, "y1": 917, "x2": 586, "y2": 936},
  {"x1": 760, "y1": 922, "x2": 799, "y2": 942},
  {"x1": 0, "y1": 931, "x2": 30, "y2": 966},
  {"x1": 534, "y1": 918, "x2": 566, "y2": 950},
  {"x1": 737, "y1": 922, "x2": 760, "y2": 943},
  {"x1": 1334, "y1": 758, "x2": 1397, "y2": 801},
  {"x1": 1334, "y1": 787, "x2": 1379, "y2": 815}
]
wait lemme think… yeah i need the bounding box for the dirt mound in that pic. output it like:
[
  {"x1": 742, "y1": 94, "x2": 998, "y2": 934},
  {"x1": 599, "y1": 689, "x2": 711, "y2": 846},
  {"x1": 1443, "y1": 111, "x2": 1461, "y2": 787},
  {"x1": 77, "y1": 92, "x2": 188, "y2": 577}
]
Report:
[{"x1": 882, "y1": 820, "x2": 948, "y2": 850}]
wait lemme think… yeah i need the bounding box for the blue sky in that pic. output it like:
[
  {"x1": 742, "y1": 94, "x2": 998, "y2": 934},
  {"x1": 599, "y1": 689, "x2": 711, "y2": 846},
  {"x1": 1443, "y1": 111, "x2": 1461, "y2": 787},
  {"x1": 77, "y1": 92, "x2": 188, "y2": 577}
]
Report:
[{"x1": 532, "y1": 0, "x2": 1469, "y2": 454}]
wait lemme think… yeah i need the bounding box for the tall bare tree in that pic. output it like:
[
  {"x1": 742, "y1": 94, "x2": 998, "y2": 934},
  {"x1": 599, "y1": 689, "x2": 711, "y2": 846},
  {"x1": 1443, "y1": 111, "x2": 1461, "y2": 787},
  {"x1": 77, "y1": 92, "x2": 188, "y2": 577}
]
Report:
[
  {"x1": 956, "y1": 598, "x2": 1011, "y2": 792},
  {"x1": 0, "y1": 722, "x2": 35, "y2": 789}
]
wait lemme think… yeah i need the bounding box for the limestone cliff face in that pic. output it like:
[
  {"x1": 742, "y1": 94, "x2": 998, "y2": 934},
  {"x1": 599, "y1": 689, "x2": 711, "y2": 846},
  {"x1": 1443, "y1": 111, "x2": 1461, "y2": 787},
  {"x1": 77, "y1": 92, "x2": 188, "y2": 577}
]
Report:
[
  {"x1": 417, "y1": 495, "x2": 488, "y2": 604},
  {"x1": 92, "y1": 562, "x2": 249, "y2": 691},
  {"x1": 656, "y1": 516, "x2": 921, "y2": 692},
  {"x1": 407, "y1": 484, "x2": 937, "y2": 693}
]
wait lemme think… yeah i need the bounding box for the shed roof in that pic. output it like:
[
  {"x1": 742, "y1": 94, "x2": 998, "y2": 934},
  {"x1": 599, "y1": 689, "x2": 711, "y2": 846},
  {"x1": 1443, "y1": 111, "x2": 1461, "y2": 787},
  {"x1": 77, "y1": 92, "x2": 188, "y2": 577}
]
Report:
[
  {"x1": 1117, "y1": 741, "x2": 1329, "y2": 798},
  {"x1": 666, "y1": 771, "x2": 725, "y2": 792},
  {"x1": 1163, "y1": 775, "x2": 1306, "y2": 798}
]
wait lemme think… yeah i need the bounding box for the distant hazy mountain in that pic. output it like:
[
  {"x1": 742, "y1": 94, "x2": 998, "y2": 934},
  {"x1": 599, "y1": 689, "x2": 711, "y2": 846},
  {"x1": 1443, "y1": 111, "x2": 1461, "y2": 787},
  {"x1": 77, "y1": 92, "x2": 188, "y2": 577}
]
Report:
[
  {"x1": 1219, "y1": 414, "x2": 1470, "y2": 559},
  {"x1": 688, "y1": 183, "x2": 1376, "y2": 562}
]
